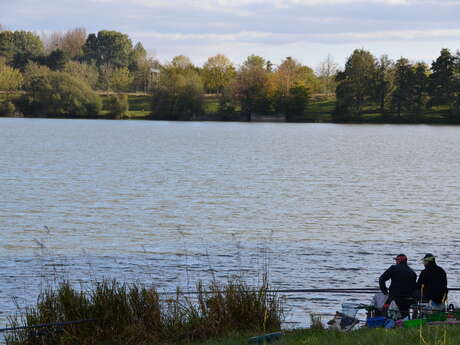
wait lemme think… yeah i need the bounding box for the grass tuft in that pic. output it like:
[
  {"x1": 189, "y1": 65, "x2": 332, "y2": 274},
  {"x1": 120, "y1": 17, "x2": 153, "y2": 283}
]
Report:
[{"x1": 5, "y1": 279, "x2": 282, "y2": 345}]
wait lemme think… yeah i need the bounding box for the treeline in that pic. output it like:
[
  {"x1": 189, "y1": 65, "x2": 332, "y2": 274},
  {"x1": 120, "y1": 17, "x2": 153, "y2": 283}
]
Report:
[
  {"x1": 0, "y1": 27, "x2": 332, "y2": 119},
  {"x1": 334, "y1": 49, "x2": 460, "y2": 121},
  {"x1": 0, "y1": 26, "x2": 459, "y2": 122}
]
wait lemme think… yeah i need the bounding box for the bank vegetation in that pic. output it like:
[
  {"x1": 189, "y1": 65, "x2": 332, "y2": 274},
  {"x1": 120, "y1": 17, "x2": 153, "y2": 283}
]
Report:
[
  {"x1": 1, "y1": 27, "x2": 459, "y2": 122},
  {"x1": 5, "y1": 279, "x2": 282, "y2": 345}
]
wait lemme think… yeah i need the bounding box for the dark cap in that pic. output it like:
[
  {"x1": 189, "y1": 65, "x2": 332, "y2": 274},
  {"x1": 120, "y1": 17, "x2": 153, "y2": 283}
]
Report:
[{"x1": 422, "y1": 253, "x2": 436, "y2": 262}]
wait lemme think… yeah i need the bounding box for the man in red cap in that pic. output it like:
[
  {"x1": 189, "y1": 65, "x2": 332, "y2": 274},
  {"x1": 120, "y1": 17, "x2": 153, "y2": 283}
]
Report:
[{"x1": 379, "y1": 254, "x2": 417, "y2": 318}]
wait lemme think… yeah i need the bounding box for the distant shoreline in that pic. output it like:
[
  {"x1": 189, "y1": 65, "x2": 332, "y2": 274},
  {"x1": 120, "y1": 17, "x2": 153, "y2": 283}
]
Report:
[{"x1": 2, "y1": 92, "x2": 459, "y2": 125}]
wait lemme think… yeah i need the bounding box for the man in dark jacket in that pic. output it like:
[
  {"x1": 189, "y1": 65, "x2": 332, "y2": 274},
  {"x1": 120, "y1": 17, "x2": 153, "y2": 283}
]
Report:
[
  {"x1": 379, "y1": 254, "x2": 417, "y2": 318},
  {"x1": 417, "y1": 253, "x2": 448, "y2": 309}
]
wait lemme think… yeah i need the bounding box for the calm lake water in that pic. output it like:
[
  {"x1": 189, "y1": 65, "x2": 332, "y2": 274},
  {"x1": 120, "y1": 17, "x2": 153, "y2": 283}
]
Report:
[{"x1": 1, "y1": 118, "x2": 460, "y2": 328}]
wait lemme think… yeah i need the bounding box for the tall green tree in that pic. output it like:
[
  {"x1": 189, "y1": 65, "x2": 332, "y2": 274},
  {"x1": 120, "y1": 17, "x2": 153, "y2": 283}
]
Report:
[
  {"x1": 129, "y1": 42, "x2": 147, "y2": 69},
  {"x1": 454, "y1": 51, "x2": 460, "y2": 115},
  {"x1": 372, "y1": 55, "x2": 394, "y2": 115},
  {"x1": 411, "y1": 63, "x2": 430, "y2": 116},
  {"x1": 335, "y1": 49, "x2": 377, "y2": 119},
  {"x1": 83, "y1": 30, "x2": 133, "y2": 68},
  {"x1": 429, "y1": 48, "x2": 456, "y2": 109},
  {"x1": 391, "y1": 58, "x2": 414, "y2": 116},
  {"x1": 151, "y1": 56, "x2": 204, "y2": 120},
  {"x1": 235, "y1": 55, "x2": 272, "y2": 121},
  {"x1": 0, "y1": 30, "x2": 44, "y2": 67},
  {"x1": 46, "y1": 49, "x2": 70, "y2": 70}
]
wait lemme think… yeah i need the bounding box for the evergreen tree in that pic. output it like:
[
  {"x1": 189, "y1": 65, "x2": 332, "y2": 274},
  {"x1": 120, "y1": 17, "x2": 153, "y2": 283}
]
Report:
[
  {"x1": 391, "y1": 58, "x2": 414, "y2": 116},
  {"x1": 429, "y1": 49, "x2": 456, "y2": 108}
]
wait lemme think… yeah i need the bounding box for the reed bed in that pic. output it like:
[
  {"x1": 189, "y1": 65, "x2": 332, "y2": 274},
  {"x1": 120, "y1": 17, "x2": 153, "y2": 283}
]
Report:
[{"x1": 5, "y1": 279, "x2": 282, "y2": 345}]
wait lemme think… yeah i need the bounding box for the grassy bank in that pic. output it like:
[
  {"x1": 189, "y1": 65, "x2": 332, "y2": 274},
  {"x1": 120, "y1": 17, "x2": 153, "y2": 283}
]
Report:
[
  {"x1": 197, "y1": 326, "x2": 460, "y2": 345},
  {"x1": 4, "y1": 279, "x2": 282, "y2": 345},
  {"x1": 2, "y1": 92, "x2": 459, "y2": 123}
]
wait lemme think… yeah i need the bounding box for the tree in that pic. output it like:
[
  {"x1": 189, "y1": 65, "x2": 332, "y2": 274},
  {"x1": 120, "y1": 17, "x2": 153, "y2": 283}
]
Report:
[
  {"x1": 411, "y1": 63, "x2": 430, "y2": 116},
  {"x1": 109, "y1": 67, "x2": 133, "y2": 92},
  {"x1": 106, "y1": 94, "x2": 129, "y2": 118},
  {"x1": 46, "y1": 49, "x2": 70, "y2": 70},
  {"x1": 151, "y1": 56, "x2": 204, "y2": 120},
  {"x1": 429, "y1": 48, "x2": 457, "y2": 111},
  {"x1": 202, "y1": 54, "x2": 236, "y2": 94},
  {"x1": 0, "y1": 30, "x2": 44, "y2": 67},
  {"x1": 98, "y1": 63, "x2": 114, "y2": 91},
  {"x1": 235, "y1": 55, "x2": 272, "y2": 120},
  {"x1": 17, "y1": 71, "x2": 101, "y2": 116},
  {"x1": 391, "y1": 58, "x2": 414, "y2": 117},
  {"x1": 43, "y1": 28, "x2": 87, "y2": 58},
  {"x1": 316, "y1": 54, "x2": 339, "y2": 93},
  {"x1": 335, "y1": 49, "x2": 377, "y2": 119},
  {"x1": 83, "y1": 30, "x2": 133, "y2": 68},
  {"x1": 454, "y1": 51, "x2": 460, "y2": 115},
  {"x1": 22, "y1": 61, "x2": 52, "y2": 90},
  {"x1": 372, "y1": 55, "x2": 394, "y2": 115},
  {"x1": 129, "y1": 42, "x2": 147, "y2": 69},
  {"x1": 132, "y1": 56, "x2": 158, "y2": 93},
  {"x1": 284, "y1": 83, "x2": 310, "y2": 120},
  {"x1": 128, "y1": 42, "x2": 158, "y2": 93},
  {"x1": 63, "y1": 60, "x2": 98, "y2": 89},
  {"x1": 0, "y1": 62, "x2": 23, "y2": 94},
  {"x1": 274, "y1": 57, "x2": 313, "y2": 119}
]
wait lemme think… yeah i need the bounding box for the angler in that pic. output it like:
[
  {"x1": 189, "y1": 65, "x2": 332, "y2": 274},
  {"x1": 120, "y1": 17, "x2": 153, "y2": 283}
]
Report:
[
  {"x1": 378, "y1": 254, "x2": 417, "y2": 319},
  {"x1": 417, "y1": 253, "x2": 448, "y2": 310}
]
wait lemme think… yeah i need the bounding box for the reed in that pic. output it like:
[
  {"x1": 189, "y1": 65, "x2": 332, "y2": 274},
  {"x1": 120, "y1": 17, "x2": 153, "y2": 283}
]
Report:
[{"x1": 5, "y1": 278, "x2": 282, "y2": 345}]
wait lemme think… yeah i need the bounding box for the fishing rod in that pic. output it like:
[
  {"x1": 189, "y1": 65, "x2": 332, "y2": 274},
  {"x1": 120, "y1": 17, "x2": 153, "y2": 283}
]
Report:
[
  {"x1": 0, "y1": 319, "x2": 96, "y2": 333},
  {"x1": 160, "y1": 287, "x2": 460, "y2": 295}
]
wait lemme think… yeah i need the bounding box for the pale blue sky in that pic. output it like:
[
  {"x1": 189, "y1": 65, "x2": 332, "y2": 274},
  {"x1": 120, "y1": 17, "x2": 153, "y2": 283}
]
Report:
[{"x1": 1, "y1": 0, "x2": 459, "y2": 69}]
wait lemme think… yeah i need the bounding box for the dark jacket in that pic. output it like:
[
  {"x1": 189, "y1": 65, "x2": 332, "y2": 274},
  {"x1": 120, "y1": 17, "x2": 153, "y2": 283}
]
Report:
[
  {"x1": 417, "y1": 262, "x2": 448, "y2": 304},
  {"x1": 379, "y1": 263, "x2": 417, "y2": 297}
]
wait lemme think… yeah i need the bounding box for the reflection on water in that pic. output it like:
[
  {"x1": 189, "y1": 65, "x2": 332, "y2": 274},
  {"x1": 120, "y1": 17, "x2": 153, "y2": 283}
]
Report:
[{"x1": 1, "y1": 119, "x2": 460, "y2": 328}]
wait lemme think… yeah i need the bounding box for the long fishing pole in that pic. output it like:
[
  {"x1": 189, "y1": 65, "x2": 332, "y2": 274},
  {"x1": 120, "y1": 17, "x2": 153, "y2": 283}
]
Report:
[
  {"x1": 0, "y1": 319, "x2": 96, "y2": 333},
  {"x1": 160, "y1": 287, "x2": 460, "y2": 295}
]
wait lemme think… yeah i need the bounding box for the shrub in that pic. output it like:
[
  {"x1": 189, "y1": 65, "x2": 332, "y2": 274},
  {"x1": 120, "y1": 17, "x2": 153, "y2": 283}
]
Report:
[
  {"x1": 0, "y1": 101, "x2": 16, "y2": 116},
  {"x1": 106, "y1": 94, "x2": 129, "y2": 118},
  {"x1": 17, "y1": 71, "x2": 101, "y2": 116}
]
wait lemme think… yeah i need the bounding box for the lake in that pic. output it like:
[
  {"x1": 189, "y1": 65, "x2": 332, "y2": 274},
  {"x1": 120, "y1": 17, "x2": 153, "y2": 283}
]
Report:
[{"x1": 1, "y1": 118, "x2": 460, "y2": 328}]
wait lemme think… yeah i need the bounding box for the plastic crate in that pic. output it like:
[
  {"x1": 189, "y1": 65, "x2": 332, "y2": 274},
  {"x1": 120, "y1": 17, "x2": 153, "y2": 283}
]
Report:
[
  {"x1": 366, "y1": 316, "x2": 386, "y2": 328},
  {"x1": 403, "y1": 319, "x2": 426, "y2": 328}
]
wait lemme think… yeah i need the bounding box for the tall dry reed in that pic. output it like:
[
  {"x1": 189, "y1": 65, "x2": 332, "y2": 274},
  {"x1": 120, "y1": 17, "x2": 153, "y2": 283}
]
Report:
[{"x1": 5, "y1": 278, "x2": 282, "y2": 345}]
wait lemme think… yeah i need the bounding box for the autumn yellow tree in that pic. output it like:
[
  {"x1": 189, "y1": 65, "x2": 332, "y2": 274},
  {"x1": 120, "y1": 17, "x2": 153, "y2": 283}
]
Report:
[
  {"x1": 0, "y1": 61, "x2": 23, "y2": 97},
  {"x1": 202, "y1": 54, "x2": 235, "y2": 94},
  {"x1": 109, "y1": 67, "x2": 134, "y2": 92}
]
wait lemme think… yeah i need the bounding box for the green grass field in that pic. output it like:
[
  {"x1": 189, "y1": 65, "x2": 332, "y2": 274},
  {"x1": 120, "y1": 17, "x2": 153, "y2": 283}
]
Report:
[{"x1": 194, "y1": 326, "x2": 460, "y2": 345}]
